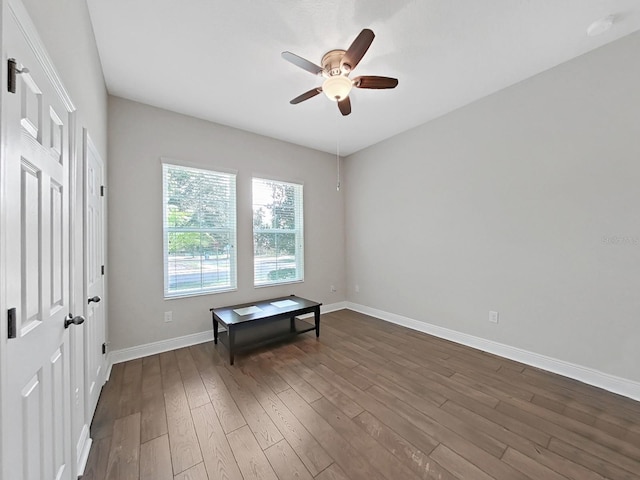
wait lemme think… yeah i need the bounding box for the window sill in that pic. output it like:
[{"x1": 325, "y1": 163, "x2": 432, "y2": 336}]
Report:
[
  {"x1": 254, "y1": 279, "x2": 304, "y2": 289},
  {"x1": 164, "y1": 287, "x2": 238, "y2": 300}
]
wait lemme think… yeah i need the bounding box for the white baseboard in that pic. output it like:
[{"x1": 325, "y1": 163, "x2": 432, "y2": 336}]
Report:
[
  {"x1": 346, "y1": 302, "x2": 640, "y2": 402},
  {"x1": 76, "y1": 425, "x2": 92, "y2": 476},
  {"x1": 323, "y1": 301, "x2": 348, "y2": 313},
  {"x1": 107, "y1": 301, "x2": 347, "y2": 368},
  {"x1": 108, "y1": 330, "x2": 214, "y2": 366}
]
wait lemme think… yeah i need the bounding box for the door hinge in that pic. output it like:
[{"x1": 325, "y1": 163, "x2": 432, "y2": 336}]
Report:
[
  {"x1": 101, "y1": 265, "x2": 105, "y2": 275},
  {"x1": 7, "y1": 58, "x2": 28, "y2": 94},
  {"x1": 8, "y1": 58, "x2": 17, "y2": 93},
  {"x1": 102, "y1": 342, "x2": 107, "y2": 355},
  {"x1": 100, "y1": 185, "x2": 105, "y2": 197},
  {"x1": 8, "y1": 308, "x2": 17, "y2": 339}
]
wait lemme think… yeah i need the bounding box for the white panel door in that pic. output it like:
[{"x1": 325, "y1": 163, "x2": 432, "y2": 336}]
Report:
[
  {"x1": 1, "y1": 2, "x2": 77, "y2": 479},
  {"x1": 83, "y1": 129, "x2": 106, "y2": 420}
]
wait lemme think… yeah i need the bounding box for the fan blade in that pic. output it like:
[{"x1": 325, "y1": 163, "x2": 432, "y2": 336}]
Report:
[
  {"x1": 338, "y1": 97, "x2": 351, "y2": 116},
  {"x1": 282, "y1": 51, "x2": 323, "y2": 75},
  {"x1": 341, "y1": 29, "x2": 375, "y2": 72},
  {"x1": 290, "y1": 88, "x2": 322, "y2": 104},
  {"x1": 353, "y1": 76, "x2": 398, "y2": 89}
]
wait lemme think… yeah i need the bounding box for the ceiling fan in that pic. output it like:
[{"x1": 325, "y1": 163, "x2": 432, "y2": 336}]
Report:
[{"x1": 282, "y1": 28, "x2": 398, "y2": 116}]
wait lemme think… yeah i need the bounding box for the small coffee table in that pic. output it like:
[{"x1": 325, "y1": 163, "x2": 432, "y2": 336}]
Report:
[{"x1": 210, "y1": 295, "x2": 321, "y2": 365}]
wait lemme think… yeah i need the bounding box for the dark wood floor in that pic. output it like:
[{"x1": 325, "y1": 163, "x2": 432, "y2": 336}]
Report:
[{"x1": 82, "y1": 309, "x2": 640, "y2": 480}]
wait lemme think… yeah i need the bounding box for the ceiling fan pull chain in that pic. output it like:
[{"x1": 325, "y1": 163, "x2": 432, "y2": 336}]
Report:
[{"x1": 336, "y1": 138, "x2": 341, "y2": 192}]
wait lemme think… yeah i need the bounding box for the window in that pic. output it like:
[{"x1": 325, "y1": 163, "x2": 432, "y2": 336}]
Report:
[
  {"x1": 162, "y1": 163, "x2": 236, "y2": 297},
  {"x1": 252, "y1": 177, "x2": 304, "y2": 286}
]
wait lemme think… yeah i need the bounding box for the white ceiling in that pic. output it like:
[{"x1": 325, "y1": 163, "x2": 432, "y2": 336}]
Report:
[{"x1": 86, "y1": 0, "x2": 640, "y2": 156}]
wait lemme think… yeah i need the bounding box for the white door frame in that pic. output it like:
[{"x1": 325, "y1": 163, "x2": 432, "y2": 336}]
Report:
[{"x1": 82, "y1": 127, "x2": 107, "y2": 437}]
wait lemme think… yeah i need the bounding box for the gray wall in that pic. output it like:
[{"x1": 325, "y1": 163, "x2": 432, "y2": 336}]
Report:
[
  {"x1": 108, "y1": 96, "x2": 345, "y2": 351},
  {"x1": 344, "y1": 31, "x2": 640, "y2": 382}
]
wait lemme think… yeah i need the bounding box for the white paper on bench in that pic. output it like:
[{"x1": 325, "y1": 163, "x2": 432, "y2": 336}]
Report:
[
  {"x1": 271, "y1": 299, "x2": 299, "y2": 308},
  {"x1": 233, "y1": 306, "x2": 263, "y2": 316}
]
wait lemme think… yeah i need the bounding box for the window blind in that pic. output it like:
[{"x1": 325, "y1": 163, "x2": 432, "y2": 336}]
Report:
[
  {"x1": 162, "y1": 163, "x2": 237, "y2": 297},
  {"x1": 252, "y1": 177, "x2": 304, "y2": 286}
]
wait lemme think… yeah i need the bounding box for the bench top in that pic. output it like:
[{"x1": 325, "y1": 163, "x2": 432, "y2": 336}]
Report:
[{"x1": 210, "y1": 295, "x2": 321, "y2": 326}]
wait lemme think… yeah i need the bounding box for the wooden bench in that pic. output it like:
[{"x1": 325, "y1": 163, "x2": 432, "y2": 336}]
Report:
[{"x1": 210, "y1": 295, "x2": 321, "y2": 365}]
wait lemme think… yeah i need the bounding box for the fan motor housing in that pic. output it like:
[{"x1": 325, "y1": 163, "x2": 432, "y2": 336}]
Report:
[{"x1": 322, "y1": 49, "x2": 348, "y2": 76}]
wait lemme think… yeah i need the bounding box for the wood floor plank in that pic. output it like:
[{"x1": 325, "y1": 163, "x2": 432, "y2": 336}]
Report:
[
  {"x1": 189, "y1": 342, "x2": 222, "y2": 369},
  {"x1": 248, "y1": 354, "x2": 291, "y2": 393},
  {"x1": 91, "y1": 362, "x2": 125, "y2": 440},
  {"x1": 278, "y1": 388, "x2": 387, "y2": 480},
  {"x1": 368, "y1": 384, "x2": 531, "y2": 480},
  {"x1": 351, "y1": 411, "x2": 453, "y2": 480},
  {"x1": 270, "y1": 355, "x2": 323, "y2": 403},
  {"x1": 197, "y1": 362, "x2": 246, "y2": 434},
  {"x1": 351, "y1": 351, "x2": 500, "y2": 410},
  {"x1": 160, "y1": 351, "x2": 183, "y2": 389},
  {"x1": 230, "y1": 362, "x2": 333, "y2": 475},
  {"x1": 502, "y1": 446, "x2": 579, "y2": 480},
  {"x1": 507, "y1": 442, "x2": 608, "y2": 480},
  {"x1": 437, "y1": 382, "x2": 551, "y2": 447},
  {"x1": 174, "y1": 347, "x2": 210, "y2": 410},
  {"x1": 105, "y1": 412, "x2": 141, "y2": 480},
  {"x1": 191, "y1": 402, "x2": 243, "y2": 480},
  {"x1": 351, "y1": 363, "x2": 447, "y2": 408},
  {"x1": 440, "y1": 399, "x2": 543, "y2": 455},
  {"x1": 429, "y1": 444, "x2": 494, "y2": 480},
  {"x1": 314, "y1": 463, "x2": 351, "y2": 480},
  {"x1": 140, "y1": 355, "x2": 168, "y2": 443},
  {"x1": 118, "y1": 359, "x2": 143, "y2": 418},
  {"x1": 310, "y1": 396, "x2": 423, "y2": 480},
  {"x1": 140, "y1": 434, "x2": 173, "y2": 480},
  {"x1": 81, "y1": 435, "x2": 111, "y2": 480},
  {"x1": 293, "y1": 341, "x2": 373, "y2": 391},
  {"x1": 496, "y1": 397, "x2": 640, "y2": 474},
  {"x1": 301, "y1": 362, "x2": 442, "y2": 458},
  {"x1": 449, "y1": 369, "x2": 534, "y2": 403},
  {"x1": 227, "y1": 425, "x2": 279, "y2": 480},
  {"x1": 264, "y1": 440, "x2": 314, "y2": 480},
  {"x1": 287, "y1": 356, "x2": 364, "y2": 418},
  {"x1": 161, "y1": 352, "x2": 203, "y2": 475},
  {"x1": 217, "y1": 365, "x2": 283, "y2": 449},
  {"x1": 311, "y1": 361, "x2": 506, "y2": 465},
  {"x1": 521, "y1": 367, "x2": 640, "y2": 420},
  {"x1": 548, "y1": 438, "x2": 639, "y2": 480},
  {"x1": 173, "y1": 462, "x2": 208, "y2": 480}
]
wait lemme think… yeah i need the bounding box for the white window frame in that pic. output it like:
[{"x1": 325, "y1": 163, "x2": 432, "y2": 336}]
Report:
[
  {"x1": 162, "y1": 161, "x2": 237, "y2": 298},
  {"x1": 252, "y1": 177, "x2": 304, "y2": 287}
]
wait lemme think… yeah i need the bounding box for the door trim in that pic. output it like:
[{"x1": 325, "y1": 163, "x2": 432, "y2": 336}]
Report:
[{"x1": 82, "y1": 128, "x2": 107, "y2": 425}]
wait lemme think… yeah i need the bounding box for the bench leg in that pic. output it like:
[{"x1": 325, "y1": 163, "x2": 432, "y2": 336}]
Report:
[
  {"x1": 314, "y1": 307, "x2": 320, "y2": 338},
  {"x1": 213, "y1": 319, "x2": 219, "y2": 344},
  {"x1": 229, "y1": 327, "x2": 235, "y2": 365}
]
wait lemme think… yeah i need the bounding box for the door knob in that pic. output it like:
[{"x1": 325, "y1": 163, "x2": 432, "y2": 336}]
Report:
[
  {"x1": 64, "y1": 314, "x2": 85, "y2": 328},
  {"x1": 88, "y1": 295, "x2": 101, "y2": 304}
]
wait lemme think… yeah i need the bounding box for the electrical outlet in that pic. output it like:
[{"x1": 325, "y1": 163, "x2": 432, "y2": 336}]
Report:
[
  {"x1": 330, "y1": 285, "x2": 337, "y2": 292},
  {"x1": 489, "y1": 311, "x2": 499, "y2": 324},
  {"x1": 355, "y1": 284, "x2": 360, "y2": 293},
  {"x1": 164, "y1": 311, "x2": 173, "y2": 323}
]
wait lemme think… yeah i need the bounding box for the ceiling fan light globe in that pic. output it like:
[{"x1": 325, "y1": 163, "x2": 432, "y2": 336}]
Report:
[{"x1": 322, "y1": 75, "x2": 353, "y2": 101}]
